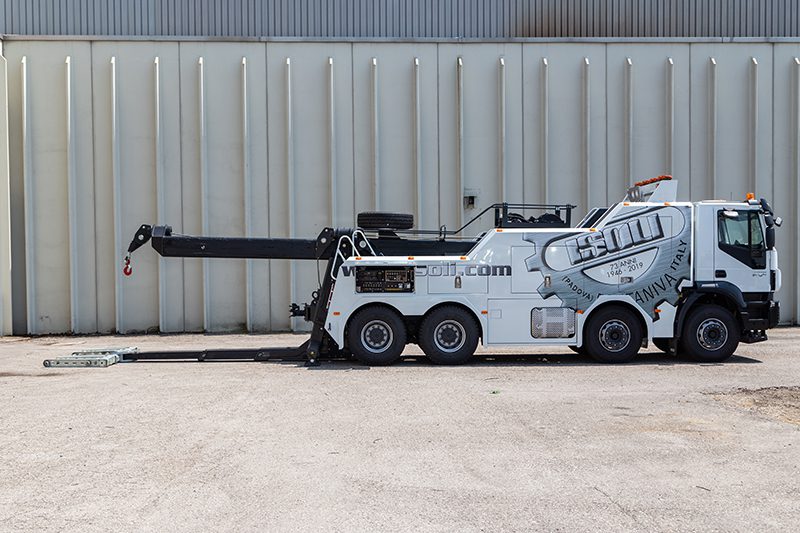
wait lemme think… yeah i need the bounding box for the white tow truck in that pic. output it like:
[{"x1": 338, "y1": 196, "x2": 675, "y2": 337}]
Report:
[{"x1": 123, "y1": 176, "x2": 781, "y2": 366}]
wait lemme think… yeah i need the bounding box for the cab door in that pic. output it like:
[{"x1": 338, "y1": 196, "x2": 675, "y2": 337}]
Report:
[{"x1": 714, "y1": 209, "x2": 770, "y2": 292}]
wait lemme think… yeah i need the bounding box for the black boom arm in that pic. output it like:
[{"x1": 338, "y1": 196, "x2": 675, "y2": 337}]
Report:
[{"x1": 126, "y1": 224, "x2": 341, "y2": 261}]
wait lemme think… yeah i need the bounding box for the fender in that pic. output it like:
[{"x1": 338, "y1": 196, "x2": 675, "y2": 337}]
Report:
[
  {"x1": 674, "y1": 281, "x2": 747, "y2": 336},
  {"x1": 577, "y1": 294, "x2": 654, "y2": 347}
]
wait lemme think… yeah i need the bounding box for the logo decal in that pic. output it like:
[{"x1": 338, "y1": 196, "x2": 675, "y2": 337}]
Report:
[{"x1": 523, "y1": 206, "x2": 691, "y2": 317}]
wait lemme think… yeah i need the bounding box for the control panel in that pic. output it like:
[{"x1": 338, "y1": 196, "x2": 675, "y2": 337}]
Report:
[{"x1": 355, "y1": 266, "x2": 415, "y2": 293}]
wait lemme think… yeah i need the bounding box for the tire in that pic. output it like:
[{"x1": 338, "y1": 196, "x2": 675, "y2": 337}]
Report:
[
  {"x1": 584, "y1": 306, "x2": 643, "y2": 363},
  {"x1": 681, "y1": 305, "x2": 740, "y2": 363},
  {"x1": 418, "y1": 306, "x2": 480, "y2": 365},
  {"x1": 653, "y1": 338, "x2": 674, "y2": 354},
  {"x1": 347, "y1": 306, "x2": 407, "y2": 366},
  {"x1": 357, "y1": 211, "x2": 414, "y2": 230}
]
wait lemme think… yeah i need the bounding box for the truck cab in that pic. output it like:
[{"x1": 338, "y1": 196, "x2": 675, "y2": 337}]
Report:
[{"x1": 684, "y1": 198, "x2": 781, "y2": 347}]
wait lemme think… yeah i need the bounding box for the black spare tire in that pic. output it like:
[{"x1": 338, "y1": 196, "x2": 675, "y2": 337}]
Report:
[{"x1": 357, "y1": 211, "x2": 414, "y2": 230}]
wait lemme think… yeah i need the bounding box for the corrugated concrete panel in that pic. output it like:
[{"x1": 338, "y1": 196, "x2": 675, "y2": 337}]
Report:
[
  {"x1": 437, "y1": 43, "x2": 525, "y2": 231},
  {"x1": 0, "y1": 0, "x2": 799, "y2": 39},
  {"x1": 265, "y1": 42, "x2": 355, "y2": 332},
  {"x1": 772, "y1": 43, "x2": 800, "y2": 329},
  {"x1": 0, "y1": 51, "x2": 11, "y2": 335},
  {"x1": 517, "y1": 43, "x2": 607, "y2": 216},
  {"x1": 604, "y1": 43, "x2": 692, "y2": 201},
  {"x1": 351, "y1": 43, "x2": 439, "y2": 227},
  {"x1": 2, "y1": 39, "x2": 800, "y2": 335},
  {"x1": 3, "y1": 41, "x2": 97, "y2": 334}
]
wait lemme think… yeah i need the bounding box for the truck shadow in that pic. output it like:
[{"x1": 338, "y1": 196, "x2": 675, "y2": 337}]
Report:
[
  {"x1": 124, "y1": 352, "x2": 761, "y2": 368},
  {"x1": 310, "y1": 352, "x2": 762, "y2": 369}
]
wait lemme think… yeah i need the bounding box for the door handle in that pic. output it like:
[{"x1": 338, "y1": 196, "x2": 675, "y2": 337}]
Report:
[{"x1": 715, "y1": 269, "x2": 727, "y2": 278}]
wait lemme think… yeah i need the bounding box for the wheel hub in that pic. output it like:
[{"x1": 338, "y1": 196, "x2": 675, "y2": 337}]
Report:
[
  {"x1": 361, "y1": 320, "x2": 393, "y2": 353},
  {"x1": 697, "y1": 318, "x2": 728, "y2": 351},
  {"x1": 598, "y1": 320, "x2": 631, "y2": 352},
  {"x1": 434, "y1": 320, "x2": 466, "y2": 353}
]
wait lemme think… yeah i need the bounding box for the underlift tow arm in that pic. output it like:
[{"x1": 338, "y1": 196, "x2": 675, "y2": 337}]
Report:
[{"x1": 123, "y1": 224, "x2": 364, "y2": 366}]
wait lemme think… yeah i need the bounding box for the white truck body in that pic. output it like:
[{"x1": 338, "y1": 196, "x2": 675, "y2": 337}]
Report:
[{"x1": 324, "y1": 179, "x2": 781, "y2": 361}]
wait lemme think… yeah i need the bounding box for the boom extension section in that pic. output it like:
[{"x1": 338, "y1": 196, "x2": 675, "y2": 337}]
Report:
[{"x1": 126, "y1": 224, "x2": 332, "y2": 261}]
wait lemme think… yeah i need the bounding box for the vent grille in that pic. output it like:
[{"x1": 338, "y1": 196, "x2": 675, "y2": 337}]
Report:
[{"x1": 531, "y1": 308, "x2": 576, "y2": 339}]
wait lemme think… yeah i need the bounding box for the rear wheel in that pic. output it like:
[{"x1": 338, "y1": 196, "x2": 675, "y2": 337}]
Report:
[
  {"x1": 584, "y1": 306, "x2": 643, "y2": 363},
  {"x1": 418, "y1": 306, "x2": 480, "y2": 365},
  {"x1": 681, "y1": 305, "x2": 739, "y2": 362},
  {"x1": 347, "y1": 306, "x2": 407, "y2": 366}
]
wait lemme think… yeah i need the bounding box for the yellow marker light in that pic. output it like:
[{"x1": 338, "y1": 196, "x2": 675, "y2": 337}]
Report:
[
  {"x1": 332, "y1": 311, "x2": 341, "y2": 316},
  {"x1": 746, "y1": 192, "x2": 755, "y2": 200},
  {"x1": 481, "y1": 310, "x2": 488, "y2": 315}
]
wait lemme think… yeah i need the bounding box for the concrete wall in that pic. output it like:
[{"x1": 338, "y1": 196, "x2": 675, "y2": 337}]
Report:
[{"x1": 1, "y1": 38, "x2": 799, "y2": 334}]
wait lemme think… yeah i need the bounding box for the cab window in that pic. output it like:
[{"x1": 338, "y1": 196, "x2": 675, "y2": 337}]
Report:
[{"x1": 717, "y1": 210, "x2": 766, "y2": 269}]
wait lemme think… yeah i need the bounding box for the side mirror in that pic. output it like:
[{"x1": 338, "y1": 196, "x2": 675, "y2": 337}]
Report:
[{"x1": 766, "y1": 227, "x2": 776, "y2": 250}]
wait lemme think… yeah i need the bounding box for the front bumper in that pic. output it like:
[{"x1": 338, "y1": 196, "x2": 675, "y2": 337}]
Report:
[{"x1": 742, "y1": 296, "x2": 779, "y2": 330}]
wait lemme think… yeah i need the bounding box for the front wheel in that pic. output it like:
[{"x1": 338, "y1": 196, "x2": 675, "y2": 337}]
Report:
[
  {"x1": 584, "y1": 306, "x2": 643, "y2": 363},
  {"x1": 347, "y1": 306, "x2": 408, "y2": 366},
  {"x1": 418, "y1": 306, "x2": 480, "y2": 365},
  {"x1": 681, "y1": 305, "x2": 739, "y2": 362}
]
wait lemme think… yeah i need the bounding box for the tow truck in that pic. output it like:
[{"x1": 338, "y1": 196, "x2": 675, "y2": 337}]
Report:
[{"x1": 122, "y1": 176, "x2": 781, "y2": 366}]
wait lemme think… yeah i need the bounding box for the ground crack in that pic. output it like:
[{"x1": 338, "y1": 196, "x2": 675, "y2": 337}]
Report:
[{"x1": 593, "y1": 486, "x2": 642, "y2": 526}]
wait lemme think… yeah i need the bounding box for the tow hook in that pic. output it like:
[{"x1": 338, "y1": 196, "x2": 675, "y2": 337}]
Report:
[
  {"x1": 123, "y1": 224, "x2": 154, "y2": 277},
  {"x1": 122, "y1": 255, "x2": 133, "y2": 276}
]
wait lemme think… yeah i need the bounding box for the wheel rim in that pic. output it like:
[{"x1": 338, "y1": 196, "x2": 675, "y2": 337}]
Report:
[
  {"x1": 696, "y1": 318, "x2": 728, "y2": 351},
  {"x1": 433, "y1": 320, "x2": 467, "y2": 353},
  {"x1": 361, "y1": 320, "x2": 393, "y2": 354},
  {"x1": 598, "y1": 319, "x2": 631, "y2": 352}
]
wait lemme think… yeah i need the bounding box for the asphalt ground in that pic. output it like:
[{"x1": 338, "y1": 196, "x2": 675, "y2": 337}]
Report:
[{"x1": 1, "y1": 329, "x2": 798, "y2": 532}]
